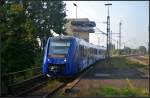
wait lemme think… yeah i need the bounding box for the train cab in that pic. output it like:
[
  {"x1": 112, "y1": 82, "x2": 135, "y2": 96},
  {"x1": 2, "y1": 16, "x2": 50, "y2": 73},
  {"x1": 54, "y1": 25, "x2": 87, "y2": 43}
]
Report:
[
  {"x1": 42, "y1": 36, "x2": 106, "y2": 77},
  {"x1": 43, "y1": 36, "x2": 73, "y2": 77}
]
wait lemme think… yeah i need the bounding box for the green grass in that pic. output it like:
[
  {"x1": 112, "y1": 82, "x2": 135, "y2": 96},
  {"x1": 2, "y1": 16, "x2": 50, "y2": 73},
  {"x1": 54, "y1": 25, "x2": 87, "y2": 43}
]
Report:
[
  {"x1": 110, "y1": 57, "x2": 128, "y2": 69},
  {"x1": 110, "y1": 57, "x2": 148, "y2": 70},
  {"x1": 95, "y1": 86, "x2": 149, "y2": 97},
  {"x1": 57, "y1": 91, "x2": 65, "y2": 97}
]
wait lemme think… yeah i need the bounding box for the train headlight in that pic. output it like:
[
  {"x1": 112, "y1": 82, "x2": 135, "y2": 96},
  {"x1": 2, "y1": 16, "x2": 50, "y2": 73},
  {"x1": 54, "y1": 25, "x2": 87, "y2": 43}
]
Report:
[
  {"x1": 64, "y1": 58, "x2": 67, "y2": 62},
  {"x1": 47, "y1": 74, "x2": 51, "y2": 77}
]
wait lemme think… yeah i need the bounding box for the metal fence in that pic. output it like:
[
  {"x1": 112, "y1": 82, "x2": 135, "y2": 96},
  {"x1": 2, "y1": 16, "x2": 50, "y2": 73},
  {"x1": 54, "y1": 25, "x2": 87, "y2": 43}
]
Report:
[{"x1": 1, "y1": 67, "x2": 42, "y2": 93}]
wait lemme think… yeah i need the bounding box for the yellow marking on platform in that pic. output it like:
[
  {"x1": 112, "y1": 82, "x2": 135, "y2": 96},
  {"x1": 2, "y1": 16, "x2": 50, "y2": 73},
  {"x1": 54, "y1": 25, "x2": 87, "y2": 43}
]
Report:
[
  {"x1": 142, "y1": 89, "x2": 149, "y2": 96},
  {"x1": 126, "y1": 78, "x2": 134, "y2": 89}
]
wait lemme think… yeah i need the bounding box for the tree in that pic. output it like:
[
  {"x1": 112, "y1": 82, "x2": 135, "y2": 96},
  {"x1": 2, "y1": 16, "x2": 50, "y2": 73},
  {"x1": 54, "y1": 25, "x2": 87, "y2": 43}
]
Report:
[
  {"x1": 0, "y1": 0, "x2": 67, "y2": 74},
  {"x1": 25, "y1": 0, "x2": 67, "y2": 50},
  {"x1": 0, "y1": 1, "x2": 39, "y2": 73},
  {"x1": 123, "y1": 47, "x2": 131, "y2": 55},
  {"x1": 139, "y1": 46, "x2": 147, "y2": 55}
]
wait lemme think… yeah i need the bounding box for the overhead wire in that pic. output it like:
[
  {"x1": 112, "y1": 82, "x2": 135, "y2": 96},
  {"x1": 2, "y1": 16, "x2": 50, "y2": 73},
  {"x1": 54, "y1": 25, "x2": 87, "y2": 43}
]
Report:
[{"x1": 69, "y1": 1, "x2": 120, "y2": 47}]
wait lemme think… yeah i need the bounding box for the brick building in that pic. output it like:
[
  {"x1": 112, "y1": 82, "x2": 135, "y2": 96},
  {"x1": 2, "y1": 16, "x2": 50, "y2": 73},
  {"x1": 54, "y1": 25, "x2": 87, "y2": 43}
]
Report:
[{"x1": 65, "y1": 18, "x2": 96, "y2": 42}]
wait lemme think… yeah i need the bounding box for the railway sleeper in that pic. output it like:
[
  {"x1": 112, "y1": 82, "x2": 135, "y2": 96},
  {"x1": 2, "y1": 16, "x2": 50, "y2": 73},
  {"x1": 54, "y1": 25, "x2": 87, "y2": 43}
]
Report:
[{"x1": 65, "y1": 87, "x2": 80, "y2": 94}]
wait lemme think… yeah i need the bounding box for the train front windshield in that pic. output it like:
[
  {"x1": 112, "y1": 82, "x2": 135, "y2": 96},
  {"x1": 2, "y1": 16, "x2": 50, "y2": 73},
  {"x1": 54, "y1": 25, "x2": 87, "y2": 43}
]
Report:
[{"x1": 48, "y1": 38, "x2": 71, "y2": 57}]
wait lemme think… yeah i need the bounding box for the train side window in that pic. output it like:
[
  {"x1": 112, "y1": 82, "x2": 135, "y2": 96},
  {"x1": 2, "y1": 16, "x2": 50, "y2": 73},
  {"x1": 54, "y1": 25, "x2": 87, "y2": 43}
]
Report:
[
  {"x1": 83, "y1": 46, "x2": 85, "y2": 57},
  {"x1": 101, "y1": 50, "x2": 103, "y2": 55},
  {"x1": 86, "y1": 47, "x2": 88, "y2": 57},
  {"x1": 80, "y1": 45, "x2": 82, "y2": 57},
  {"x1": 82, "y1": 46, "x2": 84, "y2": 57},
  {"x1": 90, "y1": 48, "x2": 92, "y2": 55},
  {"x1": 84, "y1": 46, "x2": 87, "y2": 57},
  {"x1": 99, "y1": 50, "x2": 101, "y2": 55},
  {"x1": 89, "y1": 48, "x2": 91, "y2": 55},
  {"x1": 86, "y1": 47, "x2": 88, "y2": 56},
  {"x1": 91, "y1": 48, "x2": 92, "y2": 55},
  {"x1": 96, "y1": 49, "x2": 98, "y2": 55},
  {"x1": 79, "y1": 45, "x2": 81, "y2": 57},
  {"x1": 84, "y1": 47, "x2": 86, "y2": 57},
  {"x1": 93, "y1": 48, "x2": 94, "y2": 55},
  {"x1": 87, "y1": 48, "x2": 89, "y2": 57}
]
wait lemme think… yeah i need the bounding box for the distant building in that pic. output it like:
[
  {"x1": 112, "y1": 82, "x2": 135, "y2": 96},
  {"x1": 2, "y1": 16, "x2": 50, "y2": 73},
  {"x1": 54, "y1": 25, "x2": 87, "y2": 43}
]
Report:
[{"x1": 65, "y1": 18, "x2": 96, "y2": 42}]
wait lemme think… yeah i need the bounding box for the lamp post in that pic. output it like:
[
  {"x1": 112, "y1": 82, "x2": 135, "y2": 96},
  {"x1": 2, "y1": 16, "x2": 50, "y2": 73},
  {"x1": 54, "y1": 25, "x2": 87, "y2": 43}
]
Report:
[
  {"x1": 119, "y1": 21, "x2": 122, "y2": 55},
  {"x1": 105, "y1": 3, "x2": 112, "y2": 59},
  {"x1": 73, "y1": 3, "x2": 79, "y2": 38},
  {"x1": 73, "y1": 3, "x2": 77, "y2": 19}
]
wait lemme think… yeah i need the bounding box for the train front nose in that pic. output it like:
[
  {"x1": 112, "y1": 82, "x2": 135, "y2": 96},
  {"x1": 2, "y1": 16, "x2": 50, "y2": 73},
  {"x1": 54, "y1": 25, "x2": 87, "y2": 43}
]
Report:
[
  {"x1": 47, "y1": 57, "x2": 67, "y2": 74},
  {"x1": 47, "y1": 58, "x2": 67, "y2": 64}
]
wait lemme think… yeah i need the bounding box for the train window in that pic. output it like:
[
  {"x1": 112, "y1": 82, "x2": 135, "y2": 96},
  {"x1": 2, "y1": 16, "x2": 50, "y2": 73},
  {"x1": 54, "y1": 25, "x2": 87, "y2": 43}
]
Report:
[
  {"x1": 90, "y1": 48, "x2": 91, "y2": 55},
  {"x1": 96, "y1": 49, "x2": 98, "y2": 54},
  {"x1": 99, "y1": 50, "x2": 101, "y2": 54},
  {"x1": 82, "y1": 46, "x2": 84, "y2": 57},
  {"x1": 49, "y1": 38, "x2": 71, "y2": 55},
  {"x1": 79, "y1": 45, "x2": 82, "y2": 57},
  {"x1": 87, "y1": 48, "x2": 89, "y2": 57},
  {"x1": 79, "y1": 45, "x2": 81, "y2": 56},
  {"x1": 80, "y1": 45, "x2": 83, "y2": 57},
  {"x1": 85, "y1": 47, "x2": 87, "y2": 57},
  {"x1": 89, "y1": 48, "x2": 91, "y2": 55},
  {"x1": 80, "y1": 46, "x2": 82, "y2": 57},
  {"x1": 83, "y1": 46, "x2": 85, "y2": 56}
]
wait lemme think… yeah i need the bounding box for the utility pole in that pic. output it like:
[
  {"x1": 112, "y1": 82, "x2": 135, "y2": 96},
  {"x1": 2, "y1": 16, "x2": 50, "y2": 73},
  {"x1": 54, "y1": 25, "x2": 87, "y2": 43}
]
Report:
[
  {"x1": 123, "y1": 42, "x2": 125, "y2": 49},
  {"x1": 110, "y1": 30, "x2": 112, "y2": 56},
  {"x1": 110, "y1": 30, "x2": 112, "y2": 45},
  {"x1": 117, "y1": 41, "x2": 119, "y2": 54},
  {"x1": 105, "y1": 3, "x2": 112, "y2": 60},
  {"x1": 119, "y1": 21, "x2": 122, "y2": 55}
]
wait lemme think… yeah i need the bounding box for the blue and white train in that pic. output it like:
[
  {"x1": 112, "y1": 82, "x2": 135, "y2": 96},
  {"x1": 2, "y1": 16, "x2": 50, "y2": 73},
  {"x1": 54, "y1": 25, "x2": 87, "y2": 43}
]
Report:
[{"x1": 42, "y1": 36, "x2": 106, "y2": 77}]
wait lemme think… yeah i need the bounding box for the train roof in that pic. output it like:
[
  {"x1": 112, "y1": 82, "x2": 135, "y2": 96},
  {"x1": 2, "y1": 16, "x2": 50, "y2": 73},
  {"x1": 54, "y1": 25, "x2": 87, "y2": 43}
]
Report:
[
  {"x1": 49, "y1": 36, "x2": 73, "y2": 39},
  {"x1": 75, "y1": 37, "x2": 106, "y2": 50},
  {"x1": 48, "y1": 36, "x2": 106, "y2": 50}
]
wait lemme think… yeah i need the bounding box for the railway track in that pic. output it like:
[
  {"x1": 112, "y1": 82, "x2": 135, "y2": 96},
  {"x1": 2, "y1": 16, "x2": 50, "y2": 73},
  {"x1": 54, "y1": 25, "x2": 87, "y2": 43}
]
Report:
[
  {"x1": 16, "y1": 64, "x2": 95, "y2": 97},
  {"x1": 45, "y1": 67, "x2": 93, "y2": 98},
  {"x1": 19, "y1": 77, "x2": 63, "y2": 97},
  {"x1": 17, "y1": 77, "x2": 71, "y2": 97},
  {"x1": 7, "y1": 74, "x2": 47, "y2": 96}
]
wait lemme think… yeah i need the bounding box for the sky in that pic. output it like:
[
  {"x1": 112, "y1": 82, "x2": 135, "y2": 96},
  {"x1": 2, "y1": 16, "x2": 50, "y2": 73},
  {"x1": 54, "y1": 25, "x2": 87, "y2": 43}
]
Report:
[{"x1": 64, "y1": 1, "x2": 149, "y2": 49}]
